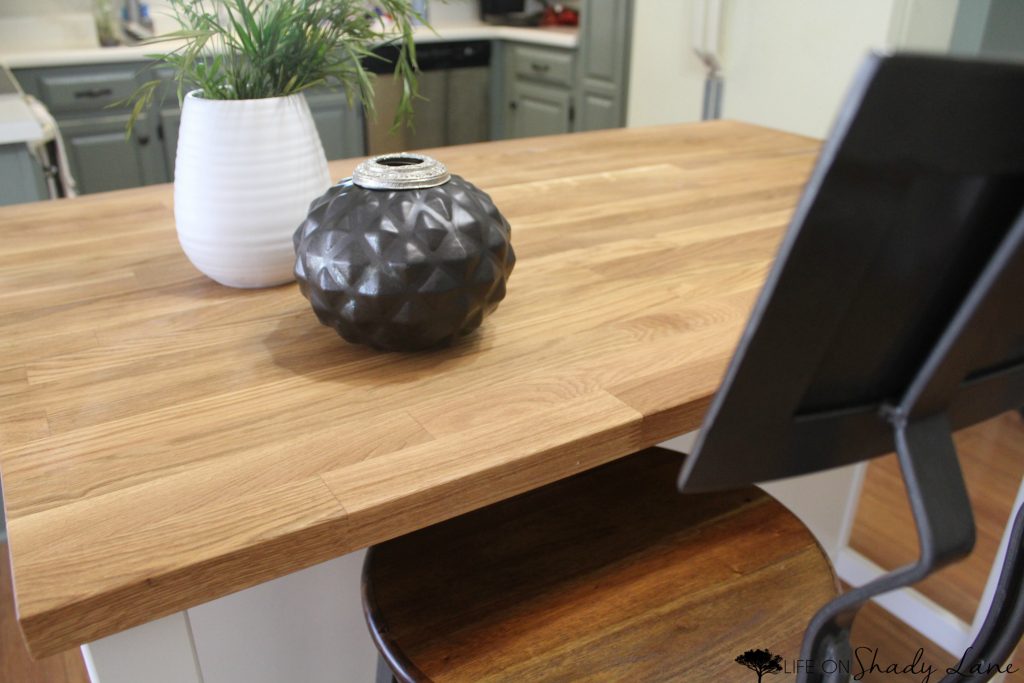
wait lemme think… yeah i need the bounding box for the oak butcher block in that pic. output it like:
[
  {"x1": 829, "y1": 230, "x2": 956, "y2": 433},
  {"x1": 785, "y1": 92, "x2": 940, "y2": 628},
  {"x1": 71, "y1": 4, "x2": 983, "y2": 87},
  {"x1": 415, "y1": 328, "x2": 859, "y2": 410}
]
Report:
[{"x1": 0, "y1": 121, "x2": 819, "y2": 657}]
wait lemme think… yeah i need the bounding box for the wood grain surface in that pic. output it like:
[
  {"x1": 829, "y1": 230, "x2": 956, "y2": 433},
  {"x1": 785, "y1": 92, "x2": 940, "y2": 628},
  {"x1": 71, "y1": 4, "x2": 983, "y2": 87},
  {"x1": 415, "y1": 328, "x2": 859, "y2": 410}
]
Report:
[
  {"x1": 364, "y1": 447, "x2": 838, "y2": 682},
  {"x1": 0, "y1": 121, "x2": 819, "y2": 657}
]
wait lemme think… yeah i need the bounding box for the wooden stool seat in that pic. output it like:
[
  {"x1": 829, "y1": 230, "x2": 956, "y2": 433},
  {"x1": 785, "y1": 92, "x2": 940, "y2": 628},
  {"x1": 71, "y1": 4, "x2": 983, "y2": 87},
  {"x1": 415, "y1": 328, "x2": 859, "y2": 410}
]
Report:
[{"x1": 362, "y1": 447, "x2": 838, "y2": 682}]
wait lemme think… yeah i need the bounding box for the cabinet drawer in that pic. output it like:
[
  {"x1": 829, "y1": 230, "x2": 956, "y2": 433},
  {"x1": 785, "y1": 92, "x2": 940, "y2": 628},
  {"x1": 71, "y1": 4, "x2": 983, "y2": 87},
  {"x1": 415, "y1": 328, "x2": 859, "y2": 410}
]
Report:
[
  {"x1": 510, "y1": 44, "x2": 574, "y2": 87},
  {"x1": 38, "y1": 70, "x2": 138, "y2": 114}
]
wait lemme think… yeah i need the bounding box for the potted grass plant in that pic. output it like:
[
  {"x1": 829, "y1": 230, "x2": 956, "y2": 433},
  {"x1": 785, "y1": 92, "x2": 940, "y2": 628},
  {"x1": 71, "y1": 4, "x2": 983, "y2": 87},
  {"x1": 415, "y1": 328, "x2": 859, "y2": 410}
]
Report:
[{"x1": 127, "y1": 0, "x2": 423, "y2": 288}]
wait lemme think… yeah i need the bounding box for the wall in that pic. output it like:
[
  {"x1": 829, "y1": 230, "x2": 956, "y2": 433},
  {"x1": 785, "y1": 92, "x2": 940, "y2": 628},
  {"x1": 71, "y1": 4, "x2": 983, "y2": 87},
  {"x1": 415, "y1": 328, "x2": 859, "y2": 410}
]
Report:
[
  {"x1": 427, "y1": 0, "x2": 478, "y2": 25},
  {"x1": 0, "y1": 0, "x2": 91, "y2": 16},
  {"x1": 626, "y1": 0, "x2": 959, "y2": 138},
  {"x1": 0, "y1": 0, "x2": 111, "y2": 50},
  {"x1": 720, "y1": 0, "x2": 891, "y2": 139}
]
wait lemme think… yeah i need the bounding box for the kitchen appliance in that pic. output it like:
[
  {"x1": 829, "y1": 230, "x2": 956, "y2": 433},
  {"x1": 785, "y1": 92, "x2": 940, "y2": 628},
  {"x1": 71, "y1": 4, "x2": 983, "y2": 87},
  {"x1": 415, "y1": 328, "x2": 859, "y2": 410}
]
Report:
[
  {"x1": 480, "y1": 0, "x2": 527, "y2": 24},
  {"x1": 365, "y1": 40, "x2": 491, "y2": 155}
]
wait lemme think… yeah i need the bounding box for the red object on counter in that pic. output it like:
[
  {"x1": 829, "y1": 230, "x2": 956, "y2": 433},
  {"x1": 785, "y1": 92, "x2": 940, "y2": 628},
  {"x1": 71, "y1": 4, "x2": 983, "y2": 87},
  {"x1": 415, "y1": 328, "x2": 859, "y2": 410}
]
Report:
[{"x1": 539, "y1": 4, "x2": 579, "y2": 27}]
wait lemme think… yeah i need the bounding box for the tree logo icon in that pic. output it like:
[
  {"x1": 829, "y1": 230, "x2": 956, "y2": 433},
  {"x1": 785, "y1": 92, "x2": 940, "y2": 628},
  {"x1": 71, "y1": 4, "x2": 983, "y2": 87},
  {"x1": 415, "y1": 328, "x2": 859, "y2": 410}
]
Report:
[{"x1": 735, "y1": 648, "x2": 784, "y2": 682}]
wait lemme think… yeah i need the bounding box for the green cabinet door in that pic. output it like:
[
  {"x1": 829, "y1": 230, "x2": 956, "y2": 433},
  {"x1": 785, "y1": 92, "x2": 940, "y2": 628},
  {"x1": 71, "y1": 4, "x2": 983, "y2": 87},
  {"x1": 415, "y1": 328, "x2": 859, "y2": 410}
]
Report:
[
  {"x1": 574, "y1": 0, "x2": 633, "y2": 132},
  {"x1": 17, "y1": 63, "x2": 366, "y2": 193},
  {"x1": 577, "y1": 92, "x2": 619, "y2": 131},
  {"x1": 160, "y1": 108, "x2": 181, "y2": 179},
  {"x1": 305, "y1": 92, "x2": 365, "y2": 162},
  {"x1": 0, "y1": 144, "x2": 49, "y2": 206},
  {"x1": 61, "y1": 115, "x2": 167, "y2": 194},
  {"x1": 15, "y1": 62, "x2": 168, "y2": 194},
  {"x1": 510, "y1": 80, "x2": 572, "y2": 138}
]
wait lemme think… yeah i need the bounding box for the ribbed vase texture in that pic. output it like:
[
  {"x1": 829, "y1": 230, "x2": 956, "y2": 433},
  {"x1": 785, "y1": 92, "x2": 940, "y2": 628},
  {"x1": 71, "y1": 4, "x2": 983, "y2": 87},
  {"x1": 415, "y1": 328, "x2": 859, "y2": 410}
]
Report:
[{"x1": 174, "y1": 91, "x2": 331, "y2": 288}]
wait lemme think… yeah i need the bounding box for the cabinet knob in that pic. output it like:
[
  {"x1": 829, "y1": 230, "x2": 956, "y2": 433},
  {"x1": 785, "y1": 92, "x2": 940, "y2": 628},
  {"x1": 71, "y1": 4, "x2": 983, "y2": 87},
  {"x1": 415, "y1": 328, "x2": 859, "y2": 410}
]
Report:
[
  {"x1": 531, "y1": 63, "x2": 550, "y2": 73},
  {"x1": 509, "y1": 101, "x2": 518, "y2": 110},
  {"x1": 138, "y1": 135, "x2": 151, "y2": 146}
]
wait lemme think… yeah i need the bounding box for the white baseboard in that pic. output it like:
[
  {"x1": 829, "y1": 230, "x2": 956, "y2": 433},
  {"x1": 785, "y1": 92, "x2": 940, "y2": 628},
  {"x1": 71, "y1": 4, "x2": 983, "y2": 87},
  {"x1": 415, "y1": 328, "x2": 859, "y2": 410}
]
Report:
[{"x1": 837, "y1": 548, "x2": 970, "y2": 657}]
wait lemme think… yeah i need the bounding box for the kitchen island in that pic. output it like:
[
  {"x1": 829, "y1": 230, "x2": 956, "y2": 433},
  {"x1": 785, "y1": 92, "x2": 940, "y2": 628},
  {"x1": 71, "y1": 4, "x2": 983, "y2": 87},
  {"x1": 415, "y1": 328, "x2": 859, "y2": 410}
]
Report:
[{"x1": 0, "y1": 122, "x2": 825, "y2": 682}]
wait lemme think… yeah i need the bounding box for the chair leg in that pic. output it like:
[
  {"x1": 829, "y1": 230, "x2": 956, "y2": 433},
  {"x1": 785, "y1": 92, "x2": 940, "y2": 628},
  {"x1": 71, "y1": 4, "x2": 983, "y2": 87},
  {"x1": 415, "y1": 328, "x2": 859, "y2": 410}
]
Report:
[
  {"x1": 374, "y1": 653, "x2": 396, "y2": 683},
  {"x1": 799, "y1": 414, "x2": 975, "y2": 683}
]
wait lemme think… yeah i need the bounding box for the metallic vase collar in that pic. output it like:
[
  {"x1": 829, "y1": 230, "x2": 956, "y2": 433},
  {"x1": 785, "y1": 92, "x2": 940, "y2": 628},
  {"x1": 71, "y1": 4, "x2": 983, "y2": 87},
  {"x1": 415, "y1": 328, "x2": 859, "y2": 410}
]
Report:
[{"x1": 352, "y1": 153, "x2": 451, "y2": 190}]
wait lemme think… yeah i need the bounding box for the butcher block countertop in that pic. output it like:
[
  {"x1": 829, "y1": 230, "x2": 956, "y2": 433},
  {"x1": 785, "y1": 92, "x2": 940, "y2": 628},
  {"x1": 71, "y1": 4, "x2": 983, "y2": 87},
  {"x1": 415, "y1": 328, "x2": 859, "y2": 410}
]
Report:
[{"x1": 0, "y1": 121, "x2": 819, "y2": 657}]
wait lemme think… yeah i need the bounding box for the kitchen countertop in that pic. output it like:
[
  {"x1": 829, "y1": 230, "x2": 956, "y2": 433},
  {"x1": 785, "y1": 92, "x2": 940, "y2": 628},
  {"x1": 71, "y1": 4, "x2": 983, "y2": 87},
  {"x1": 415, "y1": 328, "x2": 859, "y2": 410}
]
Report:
[
  {"x1": 0, "y1": 121, "x2": 819, "y2": 658},
  {"x1": 0, "y1": 22, "x2": 578, "y2": 70}
]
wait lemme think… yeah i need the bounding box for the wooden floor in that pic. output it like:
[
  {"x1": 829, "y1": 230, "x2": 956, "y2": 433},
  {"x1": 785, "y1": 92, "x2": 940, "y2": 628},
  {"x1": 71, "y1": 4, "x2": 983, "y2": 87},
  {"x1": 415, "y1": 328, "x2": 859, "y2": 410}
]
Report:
[
  {"x1": 851, "y1": 599, "x2": 952, "y2": 682},
  {"x1": 1, "y1": 542, "x2": 89, "y2": 683},
  {"x1": 851, "y1": 411, "x2": 1024, "y2": 623}
]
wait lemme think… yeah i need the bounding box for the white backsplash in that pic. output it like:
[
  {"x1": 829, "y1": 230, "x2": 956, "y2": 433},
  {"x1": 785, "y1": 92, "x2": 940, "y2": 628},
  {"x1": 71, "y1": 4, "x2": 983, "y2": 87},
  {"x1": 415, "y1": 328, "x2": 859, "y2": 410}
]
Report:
[
  {"x1": 0, "y1": 0, "x2": 97, "y2": 51},
  {"x1": 427, "y1": 0, "x2": 478, "y2": 25},
  {"x1": 0, "y1": 14, "x2": 99, "y2": 51},
  {"x1": 0, "y1": 0, "x2": 92, "y2": 18}
]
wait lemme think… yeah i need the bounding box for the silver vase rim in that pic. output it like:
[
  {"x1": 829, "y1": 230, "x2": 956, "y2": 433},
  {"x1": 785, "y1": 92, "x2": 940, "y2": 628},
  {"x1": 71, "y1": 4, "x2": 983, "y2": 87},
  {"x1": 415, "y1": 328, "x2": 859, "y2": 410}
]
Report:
[{"x1": 351, "y1": 153, "x2": 451, "y2": 190}]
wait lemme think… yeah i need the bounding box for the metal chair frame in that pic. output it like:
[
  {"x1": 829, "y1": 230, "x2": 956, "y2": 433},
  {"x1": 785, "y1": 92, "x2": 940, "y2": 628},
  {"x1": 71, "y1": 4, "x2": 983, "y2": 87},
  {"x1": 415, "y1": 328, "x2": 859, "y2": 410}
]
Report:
[{"x1": 679, "y1": 54, "x2": 1024, "y2": 682}]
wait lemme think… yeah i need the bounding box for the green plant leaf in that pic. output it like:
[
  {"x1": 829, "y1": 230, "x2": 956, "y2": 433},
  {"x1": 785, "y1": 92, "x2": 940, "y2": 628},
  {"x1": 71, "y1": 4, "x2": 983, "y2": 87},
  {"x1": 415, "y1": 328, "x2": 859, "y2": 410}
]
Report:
[{"x1": 122, "y1": 0, "x2": 426, "y2": 134}]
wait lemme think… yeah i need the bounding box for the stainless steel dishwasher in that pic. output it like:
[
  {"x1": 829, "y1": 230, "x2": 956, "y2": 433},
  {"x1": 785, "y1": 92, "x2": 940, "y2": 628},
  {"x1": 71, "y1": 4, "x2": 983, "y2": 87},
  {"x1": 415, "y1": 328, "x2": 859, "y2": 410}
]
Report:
[{"x1": 365, "y1": 40, "x2": 491, "y2": 155}]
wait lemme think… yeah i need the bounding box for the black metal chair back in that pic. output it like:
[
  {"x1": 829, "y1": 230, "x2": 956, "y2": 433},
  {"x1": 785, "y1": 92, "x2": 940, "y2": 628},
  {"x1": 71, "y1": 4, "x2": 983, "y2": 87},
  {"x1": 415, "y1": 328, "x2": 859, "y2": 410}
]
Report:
[{"x1": 678, "y1": 53, "x2": 1024, "y2": 683}]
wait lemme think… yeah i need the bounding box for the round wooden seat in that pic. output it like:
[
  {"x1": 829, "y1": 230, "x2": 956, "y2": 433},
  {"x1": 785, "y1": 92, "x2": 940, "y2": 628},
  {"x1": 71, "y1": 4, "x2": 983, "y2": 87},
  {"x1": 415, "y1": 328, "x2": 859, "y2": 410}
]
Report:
[{"x1": 362, "y1": 447, "x2": 838, "y2": 682}]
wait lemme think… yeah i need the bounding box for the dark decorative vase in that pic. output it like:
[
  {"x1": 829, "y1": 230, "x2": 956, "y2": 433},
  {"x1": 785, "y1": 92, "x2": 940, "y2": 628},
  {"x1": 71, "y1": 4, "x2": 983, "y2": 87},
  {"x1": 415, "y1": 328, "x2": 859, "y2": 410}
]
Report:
[{"x1": 293, "y1": 153, "x2": 516, "y2": 351}]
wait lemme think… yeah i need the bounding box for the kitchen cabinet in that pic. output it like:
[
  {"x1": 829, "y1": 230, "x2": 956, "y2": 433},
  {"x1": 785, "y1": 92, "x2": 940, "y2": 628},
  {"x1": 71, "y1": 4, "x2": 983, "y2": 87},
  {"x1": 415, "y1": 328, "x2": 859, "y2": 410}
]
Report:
[
  {"x1": 304, "y1": 91, "x2": 365, "y2": 164},
  {"x1": 15, "y1": 62, "x2": 168, "y2": 194},
  {"x1": 14, "y1": 63, "x2": 364, "y2": 194},
  {"x1": 500, "y1": 1, "x2": 633, "y2": 140},
  {"x1": 574, "y1": 0, "x2": 632, "y2": 132},
  {"x1": 0, "y1": 144, "x2": 48, "y2": 206},
  {"x1": 503, "y1": 43, "x2": 576, "y2": 138},
  {"x1": 509, "y1": 79, "x2": 573, "y2": 138},
  {"x1": 61, "y1": 114, "x2": 166, "y2": 194},
  {"x1": 159, "y1": 107, "x2": 181, "y2": 178}
]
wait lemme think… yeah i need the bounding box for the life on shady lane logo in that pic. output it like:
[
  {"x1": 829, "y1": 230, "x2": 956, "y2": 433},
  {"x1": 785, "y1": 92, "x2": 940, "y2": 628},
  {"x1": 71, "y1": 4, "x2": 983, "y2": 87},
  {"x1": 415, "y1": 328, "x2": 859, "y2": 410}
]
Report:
[
  {"x1": 735, "y1": 649, "x2": 783, "y2": 682},
  {"x1": 734, "y1": 646, "x2": 1020, "y2": 682}
]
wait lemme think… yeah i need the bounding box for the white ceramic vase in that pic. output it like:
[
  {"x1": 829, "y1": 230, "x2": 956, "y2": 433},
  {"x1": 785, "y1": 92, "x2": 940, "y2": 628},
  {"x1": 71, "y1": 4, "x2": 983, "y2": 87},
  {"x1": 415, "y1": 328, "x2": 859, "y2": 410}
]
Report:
[{"x1": 174, "y1": 91, "x2": 331, "y2": 288}]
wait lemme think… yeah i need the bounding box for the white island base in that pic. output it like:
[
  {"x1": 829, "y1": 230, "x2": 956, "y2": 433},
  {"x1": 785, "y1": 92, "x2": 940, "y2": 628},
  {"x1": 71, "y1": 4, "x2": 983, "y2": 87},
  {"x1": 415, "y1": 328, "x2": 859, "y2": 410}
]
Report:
[{"x1": 82, "y1": 550, "x2": 376, "y2": 683}]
